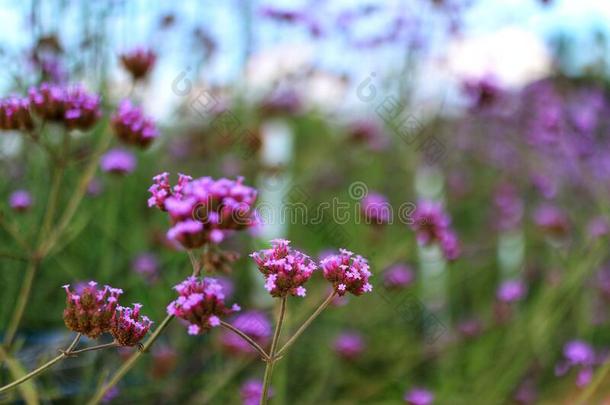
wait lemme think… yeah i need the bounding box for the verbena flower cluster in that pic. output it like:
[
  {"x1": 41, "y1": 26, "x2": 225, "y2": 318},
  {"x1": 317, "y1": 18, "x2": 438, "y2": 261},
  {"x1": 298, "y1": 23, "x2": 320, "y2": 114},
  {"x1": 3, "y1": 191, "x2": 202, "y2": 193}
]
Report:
[
  {"x1": 411, "y1": 200, "x2": 460, "y2": 261},
  {"x1": 250, "y1": 239, "x2": 317, "y2": 297},
  {"x1": 29, "y1": 83, "x2": 101, "y2": 130},
  {"x1": 111, "y1": 304, "x2": 153, "y2": 347},
  {"x1": 120, "y1": 47, "x2": 156, "y2": 80},
  {"x1": 63, "y1": 282, "x2": 151, "y2": 345},
  {"x1": 148, "y1": 173, "x2": 258, "y2": 248},
  {"x1": 0, "y1": 96, "x2": 33, "y2": 130},
  {"x1": 167, "y1": 276, "x2": 240, "y2": 335},
  {"x1": 321, "y1": 249, "x2": 373, "y2": 296},
  {"x1": 111, "y1": 100, "x2": 159, "y2": 148}
]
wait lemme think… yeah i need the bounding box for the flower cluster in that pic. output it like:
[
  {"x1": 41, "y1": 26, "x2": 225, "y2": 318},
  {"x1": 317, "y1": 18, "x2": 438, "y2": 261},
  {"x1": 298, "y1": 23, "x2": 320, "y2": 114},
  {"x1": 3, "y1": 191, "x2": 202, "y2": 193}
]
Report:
[
  {"x1": 120, "y1": 47, "x2": 156, "y2": 80},
  {"x1": 0, "y1": 96, "x2": 33, "y2": 130},
  {"x1": 333, "y1": 331, "x2": 365, "y2": 360},
  {"x1": 100, "y1": 148, "x2": 137, "y2": 175},
  {"x1": 411, "y1": 200, "x2": 460, "y2": 261},
  {"x1": 404, "y1": 387, "x2": 434, "y2": 405},
  {"x1": 110, "y1": 304, "x2": 153, "y2": 347},
  {"x1": 63, "y1": 282, "x2": 123, "y2": 339},
  {"x1": 250, "y1": 239, "x2": 317, "y2": 297},
  {"x1": 167, "y1": 276, "x2": 240, "y2": 335},
  {"x1": 496, "y1": 279, "x2": 527, "y2": 303},
  {"x1": 220, "y1": 311, "x2": 271, "y2": 355},
  {"x1": 29, "y1": 83, "x2": 101, "y2": 130},
  {"x1": 148, "y1": 173, "x2": 258, "y2": 248},
  {"x1": 383, "y1": 264, "x2": 414, "y2": 289},
  {"x1": 9, "y1": 190, "x2": 33, "y2": 212},
  {"x1": 111, "y1": 100, "x2": 158, "y2": 148},
  {"x1": 321, "y1": 249, "x2": 372, "y2": 296},
  {"x1": 361, "y1": 192, "x2": 391, "y2": 224}
]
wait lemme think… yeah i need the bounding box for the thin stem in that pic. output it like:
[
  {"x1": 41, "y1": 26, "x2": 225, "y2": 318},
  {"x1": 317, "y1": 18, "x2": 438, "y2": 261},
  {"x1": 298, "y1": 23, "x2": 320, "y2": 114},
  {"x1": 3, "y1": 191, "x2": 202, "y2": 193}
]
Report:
[
  {"x1": 0, "y1": 333, "x2": 80, "y2": 395},
  {"x1": 187, "y1": 250, "x2": 201, "y2": 277},
  {"x1": 87, "y1": 314, "x2": 175, "y2": 405},
  {"x1": 275, "y1": 291, "x2": 336, "y2": 358},
  {"x1": 3, "y1": 257, "x2": 40, "y2": 347},
  {"x1": 220, "y1": 321, "x2": 270, "y2": 361},
  {"x1": 0, "y1": 213, "x2": 30, "y2": 252},
  {"x1": 38, "y1": 164, "x2": 65, "y2": 245},
  {"x1": 260, "y1": 296, "x2": 287, "y2": 405},
  {"x1": 67, "y1": 341, "x2": 118, "y2": 356},
  {"x1": 38, "y1": 129, "x2": 112, "y2": 257}
]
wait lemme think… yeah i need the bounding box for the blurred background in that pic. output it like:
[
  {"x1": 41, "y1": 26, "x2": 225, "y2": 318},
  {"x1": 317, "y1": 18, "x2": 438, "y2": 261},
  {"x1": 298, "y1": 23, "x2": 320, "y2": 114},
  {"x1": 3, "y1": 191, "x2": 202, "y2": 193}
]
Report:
[{"x1": 2, "y1": 0, "x2": 610, "y2": 403}]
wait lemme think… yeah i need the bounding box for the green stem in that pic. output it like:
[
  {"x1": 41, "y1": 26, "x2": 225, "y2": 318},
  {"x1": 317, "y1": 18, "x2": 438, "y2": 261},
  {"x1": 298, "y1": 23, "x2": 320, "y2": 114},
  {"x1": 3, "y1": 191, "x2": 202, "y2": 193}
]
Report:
[
  {"x1": 67, "y1": 341, "x2": 118, "y2": 356},
  {"x1": 38, "y1": 162, "x2": 65, "y2": 245},
  {"x1": 275, "y1": 291, "x2": 336, "y2": 358},
  {"x1": 0, "y1": 334, "x2": 80, "y2": 395},
  {"x1": 3, "y1": 257, "x2": 41, "y2": 347},
  {"x1": 87, "y1": 314, "x2": 175, "y2": 405},
  {"x1": 260, "y1": 296, "x2": 287, "y2": 405},
  {"x1": 219, "y1": 321, "x2": 270, "y2": 361}
]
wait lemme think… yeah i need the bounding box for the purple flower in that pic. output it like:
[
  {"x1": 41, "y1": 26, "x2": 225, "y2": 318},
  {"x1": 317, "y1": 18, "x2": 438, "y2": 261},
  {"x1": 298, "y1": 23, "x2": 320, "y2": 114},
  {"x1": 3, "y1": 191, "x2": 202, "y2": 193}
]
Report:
[
  {"x1": 333, "y1": 332, "x2": 365, "y2": 360},
  {"x1": 555, "y1": 340, "x2": 597, "y2": 388},
  {"x1": 132, "y1": 253, "x2": 159, "y2": 282},
  {"x1": 111, "y1": 100, "x2": 158, "y2": 148},
  {"x1": 28, "y1": 83, "x2": 100, "y2": 130},
  {"x1": 361, "y1": 192, "x2": 391, "y2": 224},
  {"x1": 100, "y1": 148, "x2": 136, "y2": 175},
  {"x1": 493, "y1": 183, "x2": 523, "y2": 231},
  {"x1": 111, "y1": 303, "x2": 152, "y2": 347},
  {"x1": 346, "y1": 119, "x2": 388, "y2": 151},
  {"x1": 250, "y1": 239, "x2": 316, "y2": 298},
  {"x1": 496, "y1": 280, "x2": 526, "y2": 303},
  {"x1": 221, "y1": 311, "x2": 271, "y2": 355},
  {"x1": 9, "y1": 190, "x2": 33, "y2": 212},
  {"x1": 383, "y1": 264, "x2": 414, "y2": 289},
  {"x1": 0, "y1": 96, "x2": 33, "y2": 130},
  {"x1": 240, "y1": 379, "x2": 272, "y2": 405},
  {"x1": 411, "y1": 201, "x2": 460, "y2": 261},
  {"x1": 149, "y1": 173, "x2": 258, "y2": 248},
  {"x1": 167, "y1": 277, "x2": 240, "y2": 335},
  {"x1": 404, "y1": 387, "x2": 434, "y2": 405},
  {"x1": 120, "y1": 47, "x2": 156, "y2": 80},
  {"x1": 533, "y1": 205, "x2": 569, "y2": 238},
  {"x1": 587, "y1": 217, "x2": 609, "y2": 238},
  {"x1": 321, "y1": 249, "x2": 372, "y2": 296},
  {"x1": 63, "y1": 281, "x2": 123, "y2": 339}
]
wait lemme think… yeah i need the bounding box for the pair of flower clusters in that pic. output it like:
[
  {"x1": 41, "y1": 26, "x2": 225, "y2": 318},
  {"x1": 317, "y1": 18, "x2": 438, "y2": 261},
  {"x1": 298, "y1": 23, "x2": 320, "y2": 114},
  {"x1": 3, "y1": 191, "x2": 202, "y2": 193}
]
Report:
[
  {"x1": 63, "y1": 281, "x2": 152, "y2": 346},
  {"x1": 148, "y1": 173, "x2": 258, "y2": 248},
  {"x1": 411, "y1": 200, "x2": 460, "y2": 261},
  {"x1": 168, "y1": 240, "x2": 372, "y2": 336}
]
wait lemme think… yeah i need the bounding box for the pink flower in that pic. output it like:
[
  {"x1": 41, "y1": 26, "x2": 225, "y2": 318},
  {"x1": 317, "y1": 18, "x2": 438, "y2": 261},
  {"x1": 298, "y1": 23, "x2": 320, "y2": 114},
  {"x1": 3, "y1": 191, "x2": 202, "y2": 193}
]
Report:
[
  {"x1": 149, "y1": 173, "x2": 257, "y2": 248},
  {"x1": 100, "y1": 148, "x2": 136, "y2": 175},
  {"x1": 111, "y1": 100, "x2": 158, "y2": 148},
  {"x1": 28, "y1": 83, "x2": 100, "y2": 130},
  {"x1": 167, "y1": 277, "x2": 240, "y2": 335},
  {"x1": 333, "y1": 331, "x2": 365, "y2": 360},
  {"x1": 111, "y1": 303, "x2": 152, "y2": 346},
  {"x1": 383, "y1": 264, "x2": 414, "y2": 289},
  {"x1": 9, "y1": 190, "x2": 33, "y2": 212},
  {"x1": 63, "y1": 281, "x2": 123, "y2": 338},
  {"x1": 496, "y1": 279, "x2": 527, "y2": 303},
  {"x1": 0, "y1": 96, "x2": 33, "y2": 130},
  {"x1": 120, "y1": 47, "x2": 156, "y2": 80},
  {"x1": 361, "y1": 192, "x2": 391, "y2": 224},
  {"x1": 404, "y1": 387, "x2": 434, "y2": 405},
  {"x1": 320, "y1": 249, "x2": 372, "y2": 296},
  {"x1": 411, "y1": 201, "x2": 460, "y2": 261},
  {"x1": 250, "y1": 239, "x2": 316, "y2": 298}
]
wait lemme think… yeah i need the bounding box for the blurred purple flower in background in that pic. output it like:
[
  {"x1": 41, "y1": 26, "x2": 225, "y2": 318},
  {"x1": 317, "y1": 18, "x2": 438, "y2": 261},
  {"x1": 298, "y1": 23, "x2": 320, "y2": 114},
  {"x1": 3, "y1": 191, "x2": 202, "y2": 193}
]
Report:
[
  {"x1": 240, "y1": 379, "x2": 272, "y2": 405},
  {"x1": 404, "y1": 387, "x2": 434, "y2": 405},
  {"x1": 383, "y1": 264, "x2": 414, "y2": 289},
  {"x1": 132, "y1": 252, "x2": 159, "y2": 283},
  {"x1": 9, "y1": 190, "x2": 33, "y2": 212},
  {"x1": 497, "y1": 280, "x2": 527, "y2": 303},
  {"x1": 221, "y1": 310, "x2": 271, "y2": 355},
  {"x1": 333, "y1": 331, "x2": 365, "y2": 361},
  {"x1": 100, "y1": 148, "x2": 137, "y2": 175},
  {"x1": 361, "y1": 192, "x2": 391, "y2": 224}
]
